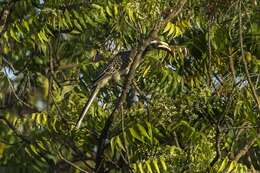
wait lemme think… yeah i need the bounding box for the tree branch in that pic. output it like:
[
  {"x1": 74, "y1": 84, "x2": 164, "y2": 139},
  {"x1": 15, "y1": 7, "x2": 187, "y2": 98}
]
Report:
[
  {"x1": 233, "y1": 138, "x2": 256, "y2": 162},
  {"x1": 223, "y1": 137, "x2": 257, "y2": 173}
]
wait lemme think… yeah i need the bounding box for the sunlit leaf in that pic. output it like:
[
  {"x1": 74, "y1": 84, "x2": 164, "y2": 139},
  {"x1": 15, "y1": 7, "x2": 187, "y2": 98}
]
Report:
[{"x1": 153, "y1": 159, "x2": 160, "y2": 173}]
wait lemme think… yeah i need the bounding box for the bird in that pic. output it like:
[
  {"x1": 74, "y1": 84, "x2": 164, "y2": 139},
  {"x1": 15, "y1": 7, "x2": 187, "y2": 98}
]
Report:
[
  {"x1": 75, "y1": 40, "x2": 172, "y2": 129},
  {"x1": 75, "y1": 51, "x2": 132, "y2": 129}
]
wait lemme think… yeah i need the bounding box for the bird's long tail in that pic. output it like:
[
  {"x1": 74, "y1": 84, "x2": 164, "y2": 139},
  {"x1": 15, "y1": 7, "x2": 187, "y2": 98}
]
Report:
[{"x1": 76, "y1": 86, "x2": 100, "y2": 129}]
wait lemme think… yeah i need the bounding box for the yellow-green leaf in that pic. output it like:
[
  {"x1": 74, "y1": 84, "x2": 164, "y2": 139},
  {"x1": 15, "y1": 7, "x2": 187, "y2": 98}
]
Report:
[
  {"x1": 160, "y1": 158, "x2": 167, "y2": 171},
  {"x1": 62, "y1": 17, "x2": 69, "y2": 28},
  {"x1": 153, "y1": 159, "x2": 160, "y2": 173},
  {"x1": 129, "y1": 127, "x2": 142, "y2": 141},
  {"x1": 106, "y1": 6, "x2": 113, "y2": 17},
  {"x1": 23, "y1": 20, "x2": 30, "y2": 31},
  {"x1": 143, "y1": 65, "x2": 151, "y2": 77},
  {"x1": 84, "y1": 14, "x2": 96, "y2": 27},
  {"x1": 163, "y1": 22, "x2": 172, "y2": 33},
  {"x1": 217, "y1": 158, "x2": 228, "y2": 173},
  {"x1": 38, "y1": 33, "x2": 44, "y2": 43},
  {"x1": 114, "y1": 4, "x2": 118, "y2": 16},
  {"x1": 127, "y1": 8, "x2": 135, "y2": 23},
  {"x1": 79, "y1": 16, "x2": 87, "y2": 28},
  {"x1": 145, "y1": 160, "x2": 153, "y2": 173},
  {"x1": 116, "y1": 136, "x2": 125, "y2": 151},
  {"x1": 167, "y1": 24, "x2": 175, "y2": 37},
  {"x1": 30, "y1": 144, "x2": 38, "y2": 154},
  {"x1": 74, "y1": 19, "x2": 83, "y2": 31},
  {"x1": 227, "y1": 161, "x2": 236, "y2": 173},
  {"x1": 110, "y1": 137, "x2": 115, "y2": 155},
  {"x1": 36, "y1": 113, "x2": 42, "y2": 124},
  {"x1": 174, "y1": 26, "x2": 182, "y2": 38},
  {"x1": 137, "y1": 124, "x2": 149, "y2": 139},
  {"x1": 10, "y1": 29, "x2": 19, "y2": 42},
  {"x1": 64, "y1": 9, "x2": 72, "y2": 26},
  {"x1": 92, "y1": 4, "x2": 103, "y2": 9},
  {"x1": 132, "y1": 163, "x2": 137, "y2": 171},
  {"x1": 138, "y1": 162, "x2": 144, "y2": 173}
]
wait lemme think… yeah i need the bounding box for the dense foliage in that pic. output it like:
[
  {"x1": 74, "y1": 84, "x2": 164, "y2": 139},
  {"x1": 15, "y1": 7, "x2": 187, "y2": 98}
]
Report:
[{"x1": 0, "y1": 0, "x2": 259, "y2": 172}]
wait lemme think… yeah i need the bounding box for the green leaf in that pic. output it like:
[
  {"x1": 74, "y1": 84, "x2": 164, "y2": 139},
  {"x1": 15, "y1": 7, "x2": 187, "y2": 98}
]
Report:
[
  {"x1": 227, "y1": 161, "x2": 236, "y2": 173},
  {"x1": 127, "y1": 8, "x2": 135, "y2": 23},
  {"x1": 153, "y1": 159, "x2": 160, "y2": 173},
  {"x1": 217, "y1": 158, "x2": 228, "y2": 173},
  {"x1": 132, "y1": 163, "x2": 137, "y2": 171},
  {"x1": 167, "y1": 24, "x2": 175, "y2": 37},
  {"x1": 173, "y1": 26, "x2": 182, "y2": 38},
  {"x1": 106, "y1": 6, "x2": 113, "y2": 17},
  {"x1": 145, "y1": 160, "x2": 153, "y2": 173},
  {"x1": 30, "y1": 144, "x2": 38, "y2": 155},
  {"x1": 143, "y1": 65, "x2": 151, "y2": 77},
  {"x1": 116, "y1": 136, "x2": 125, "y2": 151},
  {"x1": 114, "y1": 4, "x2": 118, "y2": 16},
  {"x1": 138, "y1": 162, "x2": 144, "y2": 173},
  {"x1": 234, "y1": 101, "x2": 243, "y2": 116},
  {"x1": 23, "y1": 20, "x2": 30, "y2": 31},
  {"x1": 137, "y1": 124, "x2": 150, "y2": 139},
  {"x1": 40, "y1": 43, "x2": 47, "y2": 54},
  {"x1": 38, "y1": 33, "x2": 44, "y2": 43},
  {"x1": 146, "y1": 121, "x2": 153, "y2": 137},
  {"x1": 40, "y1": 31, "x2": 48, "y2": 42},
  {"x1": 78, "y1": 16, "x2": 87, "y2": 28},
  {"x1": 74, "y1": 19, "x2": 83, "y2": 31},
  {"x1": 110, "y1": 137, "x2": 115, "y2": 155},
  {"x1": 163, "y1": 22, "x2": 172, "y2": 33},
  {"x1": 84, "y1": 14, "x2": 96, "y2": 27},
  {"x1": 129, "y1": 127, "x2": 142, "y2": 142},
  {"x1": 10, "y1": 29, "x2": 19, "y2": 42},
  {"x1": 160, "y1": 158, "x2": 167, "y2": 171},
  {"x1": 64, "y1": 9, "x2": 72, "y2": 27},
  {"x1": 62, "y1": 17, "x2": 69, "y2": 28},
  {"x1": 15, "y1": 23, "x2": 22, "y2": 33},
  {"x1": 92, "y1": 4, "x2": 103, "y2": 9}
]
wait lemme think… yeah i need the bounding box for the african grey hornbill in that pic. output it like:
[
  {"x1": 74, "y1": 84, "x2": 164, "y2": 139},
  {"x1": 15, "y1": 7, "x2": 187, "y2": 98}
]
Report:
[{"x1": 75, "y1": 40, "x2": 172, "y2": 129}]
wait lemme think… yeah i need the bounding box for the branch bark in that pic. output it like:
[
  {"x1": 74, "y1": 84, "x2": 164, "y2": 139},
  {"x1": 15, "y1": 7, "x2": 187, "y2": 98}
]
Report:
[
  {"x1": 223, "y1": 137, "x2": 257, "y2": 173},
  {"x1": 233, "y1": 138, "x2": 256, "y2": 162}
]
